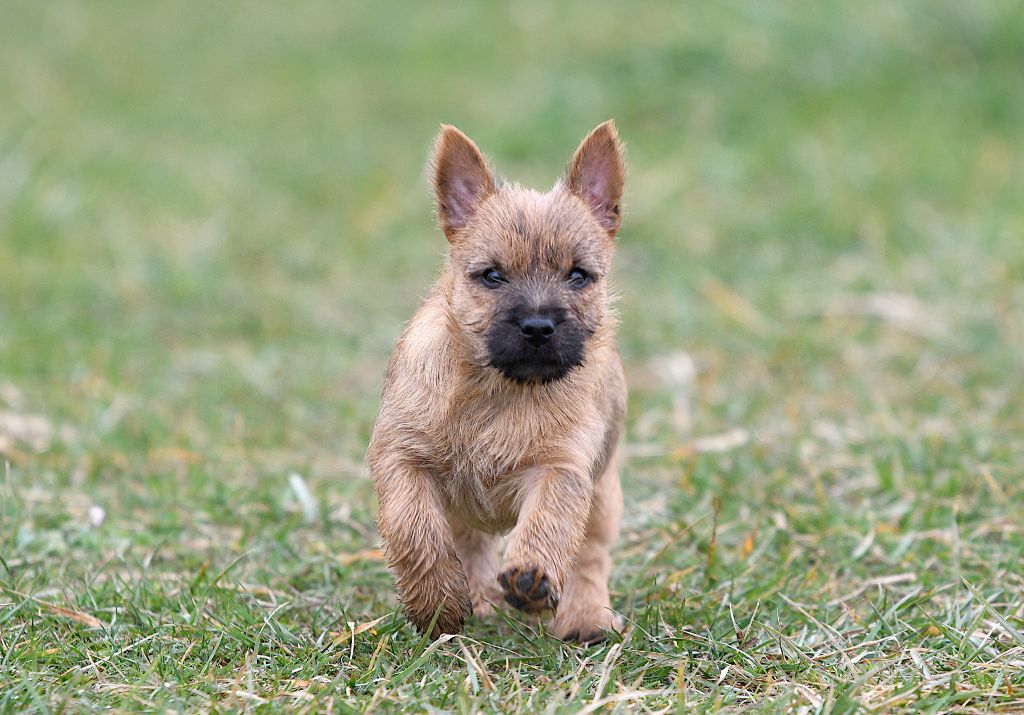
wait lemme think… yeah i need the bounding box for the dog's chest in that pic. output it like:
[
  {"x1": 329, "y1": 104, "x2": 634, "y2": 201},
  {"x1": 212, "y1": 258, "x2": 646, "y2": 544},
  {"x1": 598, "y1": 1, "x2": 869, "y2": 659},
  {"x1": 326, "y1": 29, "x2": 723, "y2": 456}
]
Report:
[
  {"x1": 439, "y1": 389, "x2": 576, "y2": 524},
  {"x1": 448, "y1": 395, "x2": 554, "y2": 476}
]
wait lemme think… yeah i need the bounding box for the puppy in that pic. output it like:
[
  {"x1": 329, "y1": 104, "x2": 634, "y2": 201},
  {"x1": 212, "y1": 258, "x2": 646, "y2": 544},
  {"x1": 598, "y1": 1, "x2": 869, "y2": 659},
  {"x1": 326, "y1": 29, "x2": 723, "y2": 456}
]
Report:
[{"x1": 368, "y1": 121, "x2": 627, "y2": 645}]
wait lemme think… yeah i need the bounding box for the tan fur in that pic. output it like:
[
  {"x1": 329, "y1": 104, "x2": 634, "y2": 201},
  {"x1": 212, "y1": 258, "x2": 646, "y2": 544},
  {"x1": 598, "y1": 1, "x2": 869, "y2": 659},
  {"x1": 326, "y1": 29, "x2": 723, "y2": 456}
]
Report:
[{"x1": 368, "y1": 121, "x2": 627, "y2": 643}]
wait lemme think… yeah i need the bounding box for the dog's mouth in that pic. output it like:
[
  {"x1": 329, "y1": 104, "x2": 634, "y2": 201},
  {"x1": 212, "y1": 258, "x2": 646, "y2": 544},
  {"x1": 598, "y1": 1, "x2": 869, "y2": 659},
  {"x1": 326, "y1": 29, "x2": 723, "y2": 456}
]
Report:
[{"x1": 488, "y1": 351, "x2": 582, "y2": 384}]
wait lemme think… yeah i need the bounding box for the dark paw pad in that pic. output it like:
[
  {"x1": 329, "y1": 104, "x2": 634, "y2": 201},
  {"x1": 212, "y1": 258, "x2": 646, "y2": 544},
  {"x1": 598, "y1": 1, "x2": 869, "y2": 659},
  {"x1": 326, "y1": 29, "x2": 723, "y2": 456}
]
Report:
[{"x1": 497, "y1": 566, "x2": 559, "y2": 613}]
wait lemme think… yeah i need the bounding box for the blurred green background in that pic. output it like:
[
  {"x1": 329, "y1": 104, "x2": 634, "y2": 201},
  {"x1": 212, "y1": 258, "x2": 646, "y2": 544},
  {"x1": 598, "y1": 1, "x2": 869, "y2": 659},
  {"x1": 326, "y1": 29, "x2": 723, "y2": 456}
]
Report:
[{"x1": 2, "y1": 1, "x2": 1023, "y2": 711}]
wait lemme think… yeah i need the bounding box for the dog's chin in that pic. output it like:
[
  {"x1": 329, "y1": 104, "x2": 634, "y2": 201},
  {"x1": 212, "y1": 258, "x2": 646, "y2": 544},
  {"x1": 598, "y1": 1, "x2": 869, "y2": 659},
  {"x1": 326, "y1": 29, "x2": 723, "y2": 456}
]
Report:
[{"x1": 489, "y1": 357, "x2": 581, "y2": 385}]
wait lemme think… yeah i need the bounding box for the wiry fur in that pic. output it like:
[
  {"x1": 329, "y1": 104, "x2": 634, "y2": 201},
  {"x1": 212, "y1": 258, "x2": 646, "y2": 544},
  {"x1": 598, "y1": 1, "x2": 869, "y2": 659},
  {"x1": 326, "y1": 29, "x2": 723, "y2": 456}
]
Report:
[{"x1": 368, "y1": 121, "x2": 627, "y2": 644}]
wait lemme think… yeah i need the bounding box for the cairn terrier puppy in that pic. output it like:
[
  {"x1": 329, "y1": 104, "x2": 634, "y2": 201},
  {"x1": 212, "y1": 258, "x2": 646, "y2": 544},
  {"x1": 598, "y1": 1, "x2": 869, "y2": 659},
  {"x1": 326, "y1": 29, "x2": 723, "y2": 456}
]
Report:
[{"x1": 368, "y1": 121, "x2": 627, "y2": 644}]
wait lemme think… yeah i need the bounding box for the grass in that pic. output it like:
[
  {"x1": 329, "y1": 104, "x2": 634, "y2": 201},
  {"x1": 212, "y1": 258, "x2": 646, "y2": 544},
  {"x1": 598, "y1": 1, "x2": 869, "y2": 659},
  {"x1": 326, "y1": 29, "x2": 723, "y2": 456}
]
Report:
[{"x1": 1, "y1": 0, "x2": 1023, "y2": 711}]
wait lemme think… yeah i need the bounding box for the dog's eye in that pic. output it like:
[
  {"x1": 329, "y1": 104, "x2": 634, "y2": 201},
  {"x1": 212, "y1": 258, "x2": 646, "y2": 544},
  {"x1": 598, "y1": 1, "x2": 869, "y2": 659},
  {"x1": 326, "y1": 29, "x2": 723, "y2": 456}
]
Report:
[
  {"x1": 480, "y1": 268, "x2": 506, "y2": 288},
  {"x1": 567, "y1": 267, "x2": 591, "y2": 289}
]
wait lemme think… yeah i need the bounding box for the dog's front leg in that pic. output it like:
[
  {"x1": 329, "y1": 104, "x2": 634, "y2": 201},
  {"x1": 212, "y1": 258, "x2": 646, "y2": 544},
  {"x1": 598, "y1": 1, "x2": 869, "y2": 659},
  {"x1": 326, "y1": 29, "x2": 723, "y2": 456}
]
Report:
[
  {"x1": 374, "y1": 464, "x2": 471, "y2": 637},
  {"x1": 498, "y1": 465, "x2": 594, "y2": 613}
]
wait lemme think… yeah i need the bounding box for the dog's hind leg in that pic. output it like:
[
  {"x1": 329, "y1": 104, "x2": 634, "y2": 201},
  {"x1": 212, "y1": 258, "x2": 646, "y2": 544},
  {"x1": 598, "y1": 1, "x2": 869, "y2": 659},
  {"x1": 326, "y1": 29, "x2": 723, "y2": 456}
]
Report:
[
  {"x1": 451, "y1": 519, "x2": 503, "y2": 617},
  {"x1": 549, "y1": 456, "x2": 623, "y2": 645}
]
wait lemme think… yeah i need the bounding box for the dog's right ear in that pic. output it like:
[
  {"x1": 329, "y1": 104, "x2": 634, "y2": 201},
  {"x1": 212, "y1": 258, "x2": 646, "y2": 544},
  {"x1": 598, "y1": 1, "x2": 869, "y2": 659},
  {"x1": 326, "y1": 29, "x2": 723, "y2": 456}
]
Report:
[{"x1": 431, "y1": 125, "x2": 496, "y2": 241}]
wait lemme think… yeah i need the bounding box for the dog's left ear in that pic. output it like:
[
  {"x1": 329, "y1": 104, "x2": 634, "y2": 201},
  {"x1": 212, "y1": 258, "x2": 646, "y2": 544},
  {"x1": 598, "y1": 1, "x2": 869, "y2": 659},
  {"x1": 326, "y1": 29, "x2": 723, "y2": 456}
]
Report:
[{"x1": 566, "y1": 120, "x2": 625, "y2": 237}]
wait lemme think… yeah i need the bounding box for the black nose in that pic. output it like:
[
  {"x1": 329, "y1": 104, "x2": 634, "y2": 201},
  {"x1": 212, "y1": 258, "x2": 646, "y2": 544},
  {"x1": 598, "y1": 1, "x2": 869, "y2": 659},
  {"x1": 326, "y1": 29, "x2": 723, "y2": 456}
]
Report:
[{"x1": 520, "y1": 316, "x2": 556, "y2": 346}]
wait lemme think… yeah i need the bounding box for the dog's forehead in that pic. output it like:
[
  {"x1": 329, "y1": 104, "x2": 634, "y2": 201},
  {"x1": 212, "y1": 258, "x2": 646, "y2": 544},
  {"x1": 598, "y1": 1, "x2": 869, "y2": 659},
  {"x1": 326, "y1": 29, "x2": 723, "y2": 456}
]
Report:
[{"x1": 462, "y1": 188, "x2": 608, "y2": 271}]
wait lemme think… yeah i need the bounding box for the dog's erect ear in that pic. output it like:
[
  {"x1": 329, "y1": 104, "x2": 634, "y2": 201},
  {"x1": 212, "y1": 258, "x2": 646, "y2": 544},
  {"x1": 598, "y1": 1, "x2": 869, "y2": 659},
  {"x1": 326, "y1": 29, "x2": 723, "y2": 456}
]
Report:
[
  {"x1": 431, "y1": 125, "x2": 496, "y2": 241},
  {"x1": 566, "y1": 120, "x2": 625, "y2": 237}
]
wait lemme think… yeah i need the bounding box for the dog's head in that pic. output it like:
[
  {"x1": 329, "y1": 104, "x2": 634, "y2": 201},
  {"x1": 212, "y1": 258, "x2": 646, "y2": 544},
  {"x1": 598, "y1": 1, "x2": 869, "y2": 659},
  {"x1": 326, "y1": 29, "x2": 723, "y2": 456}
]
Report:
[{"x1": 430, "y1": 121, "x2": 625, "y2": 384}]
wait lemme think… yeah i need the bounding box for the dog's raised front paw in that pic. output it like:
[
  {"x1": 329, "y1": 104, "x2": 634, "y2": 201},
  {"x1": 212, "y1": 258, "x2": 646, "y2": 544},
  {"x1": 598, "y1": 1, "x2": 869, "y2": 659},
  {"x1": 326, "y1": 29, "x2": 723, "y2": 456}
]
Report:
[{"x1": 497, "y1": 565, "x2": 560, "y2": 613}]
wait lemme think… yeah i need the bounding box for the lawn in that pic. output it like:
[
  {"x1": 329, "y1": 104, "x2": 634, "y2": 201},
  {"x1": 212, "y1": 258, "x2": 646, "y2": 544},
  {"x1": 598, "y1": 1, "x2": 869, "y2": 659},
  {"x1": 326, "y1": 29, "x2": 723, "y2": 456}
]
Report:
[{"x1": 1, "y1": 1, "x2": 1023, "y2": 712}]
